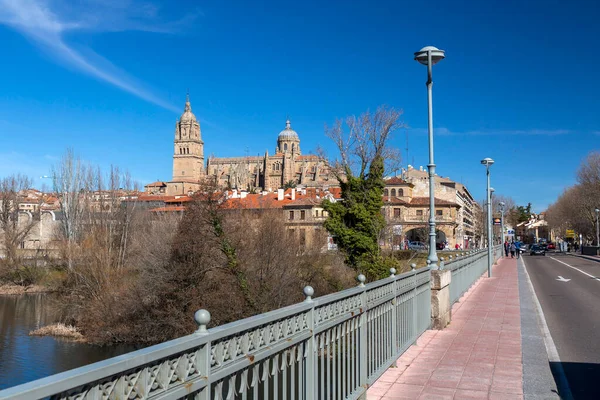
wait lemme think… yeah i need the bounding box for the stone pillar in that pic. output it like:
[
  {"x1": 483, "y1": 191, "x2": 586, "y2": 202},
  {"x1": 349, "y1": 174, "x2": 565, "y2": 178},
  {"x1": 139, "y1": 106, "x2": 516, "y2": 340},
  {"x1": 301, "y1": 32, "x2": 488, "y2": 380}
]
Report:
[{"x1": 430, "y1": 269, "x2": 452, "y2": 329}]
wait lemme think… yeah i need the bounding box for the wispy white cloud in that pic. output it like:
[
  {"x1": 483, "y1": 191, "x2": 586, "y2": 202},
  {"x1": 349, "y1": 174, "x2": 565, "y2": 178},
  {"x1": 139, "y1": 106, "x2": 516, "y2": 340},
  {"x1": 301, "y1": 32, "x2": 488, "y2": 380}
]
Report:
[
  {"x1": 410, "y1": 127, "x2": 574, "y2": 136},
  {"x1": 0, "y1": 0, "x2": 199, "y2": 112}
]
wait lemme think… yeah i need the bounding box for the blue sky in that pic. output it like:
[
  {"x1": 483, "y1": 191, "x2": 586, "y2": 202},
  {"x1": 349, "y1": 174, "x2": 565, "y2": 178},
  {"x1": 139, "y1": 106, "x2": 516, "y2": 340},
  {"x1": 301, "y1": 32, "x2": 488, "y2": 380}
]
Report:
[{"x1": 0, "y1": 0, "x2": 598, "y2": 211}]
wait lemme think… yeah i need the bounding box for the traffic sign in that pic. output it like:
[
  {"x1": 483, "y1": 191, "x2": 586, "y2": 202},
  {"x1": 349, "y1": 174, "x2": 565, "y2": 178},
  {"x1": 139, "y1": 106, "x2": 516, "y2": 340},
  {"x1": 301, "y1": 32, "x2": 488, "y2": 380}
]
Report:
[{"x1": 566, "y1": 229, "x2": 575, "y2": 238}]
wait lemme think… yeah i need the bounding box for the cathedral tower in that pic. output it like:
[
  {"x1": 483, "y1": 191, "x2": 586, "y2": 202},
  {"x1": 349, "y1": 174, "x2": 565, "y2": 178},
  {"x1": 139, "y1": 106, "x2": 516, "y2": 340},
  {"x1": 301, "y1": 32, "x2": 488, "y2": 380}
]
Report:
[
  {"x1": 172, "y1": 94, "x2": 204, "y2": 181},
  {"x1": 167, "y1": 94, "x2": 204, "y2": 195}
]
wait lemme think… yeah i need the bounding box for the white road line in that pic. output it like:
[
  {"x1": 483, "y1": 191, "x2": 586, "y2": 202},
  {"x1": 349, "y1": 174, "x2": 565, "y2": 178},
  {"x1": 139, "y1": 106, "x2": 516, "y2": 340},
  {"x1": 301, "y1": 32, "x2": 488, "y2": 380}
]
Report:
[
  {"x1": 549, "y1": 256, "x2": 600, "y2": 281},
  {"x1": 521, "y1": 257, "x2": 573, "y2": 400}
]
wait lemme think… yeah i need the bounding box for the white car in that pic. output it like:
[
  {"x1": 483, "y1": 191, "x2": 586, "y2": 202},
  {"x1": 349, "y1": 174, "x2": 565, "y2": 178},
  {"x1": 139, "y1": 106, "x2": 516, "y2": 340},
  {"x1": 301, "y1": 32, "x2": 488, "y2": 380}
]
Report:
[{"x1": 408, "y1": 241, "x2": 427, "y2": 251}]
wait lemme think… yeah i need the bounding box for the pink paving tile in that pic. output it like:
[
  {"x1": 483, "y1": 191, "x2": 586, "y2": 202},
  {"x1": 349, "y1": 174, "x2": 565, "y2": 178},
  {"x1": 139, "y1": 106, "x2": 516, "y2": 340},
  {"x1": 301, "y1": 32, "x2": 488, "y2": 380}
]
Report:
[
  {"x1": 418, "y1": 386, "x2": 456, "y2": 399},
  {"x1": 454, "y1": 389, "x2": 491, "y2": 399},
  {"x1": 385, "y1": 383, "x2": 425, "y2": 398},
  {"x1": 488, "y1": 391, "x2": 524, "y2": 400}
]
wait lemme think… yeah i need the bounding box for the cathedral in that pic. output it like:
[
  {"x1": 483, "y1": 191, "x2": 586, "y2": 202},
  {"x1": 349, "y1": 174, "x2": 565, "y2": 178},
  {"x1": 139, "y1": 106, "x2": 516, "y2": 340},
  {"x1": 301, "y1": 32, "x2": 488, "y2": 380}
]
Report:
[{"x1": 165, "y1": 96, "x2": 333, "y2": 195}]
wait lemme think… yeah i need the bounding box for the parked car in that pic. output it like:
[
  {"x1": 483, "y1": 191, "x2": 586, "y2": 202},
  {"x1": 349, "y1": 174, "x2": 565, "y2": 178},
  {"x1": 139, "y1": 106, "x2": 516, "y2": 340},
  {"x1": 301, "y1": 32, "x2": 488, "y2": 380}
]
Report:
[
  {"x1": 530, "y1": 244, "x2": 546, "y2": 256},
  {"x1": 408, "y1": 241, "x2": 427, "y2": 251},
  {"x1": 547, "y1": 243, "x2": 556, "y2": 250}
]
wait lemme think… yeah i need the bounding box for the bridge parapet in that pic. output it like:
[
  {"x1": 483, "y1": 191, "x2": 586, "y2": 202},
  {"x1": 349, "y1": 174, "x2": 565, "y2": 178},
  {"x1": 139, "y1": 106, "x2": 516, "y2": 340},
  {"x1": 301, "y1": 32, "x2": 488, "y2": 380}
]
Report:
[{"x1": 0, "y1": 249, "x2": 501, "y2": 400}]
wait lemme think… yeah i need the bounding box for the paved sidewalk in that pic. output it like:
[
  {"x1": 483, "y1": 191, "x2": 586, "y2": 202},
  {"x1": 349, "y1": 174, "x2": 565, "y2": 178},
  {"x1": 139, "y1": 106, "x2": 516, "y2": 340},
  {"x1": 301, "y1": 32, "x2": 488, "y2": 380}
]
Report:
[{"x1": 368, "y1": 257, "x2": 523, "y2": 400}]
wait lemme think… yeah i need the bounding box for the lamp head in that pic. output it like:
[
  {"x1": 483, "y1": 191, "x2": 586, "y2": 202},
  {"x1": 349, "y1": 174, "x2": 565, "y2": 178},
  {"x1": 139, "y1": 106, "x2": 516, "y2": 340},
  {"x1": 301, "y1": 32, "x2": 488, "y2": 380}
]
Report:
[
  {"x1": 414, "y1": 46, "x2": 446, "y2": 66},
  {"x1": 596, "y1": 208, "x2": 600, "y2": 213},
  {"x1": 480, "y1": 157, "x2": 494, "y2": 166}
]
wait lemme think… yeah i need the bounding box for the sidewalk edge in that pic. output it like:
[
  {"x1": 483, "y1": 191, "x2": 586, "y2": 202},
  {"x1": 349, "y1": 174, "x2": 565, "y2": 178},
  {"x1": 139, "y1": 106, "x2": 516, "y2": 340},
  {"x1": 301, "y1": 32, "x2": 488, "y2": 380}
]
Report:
[{"x1": 519, "y1": 257, "x2": 570, "y2": 400}]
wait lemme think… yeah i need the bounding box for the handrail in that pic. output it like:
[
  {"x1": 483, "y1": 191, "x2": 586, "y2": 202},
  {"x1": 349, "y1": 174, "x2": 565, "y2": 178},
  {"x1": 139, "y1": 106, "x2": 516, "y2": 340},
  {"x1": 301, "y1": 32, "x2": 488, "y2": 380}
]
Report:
[{"x1": 0, "y1": 248, "x2": 495, "y2": 400}]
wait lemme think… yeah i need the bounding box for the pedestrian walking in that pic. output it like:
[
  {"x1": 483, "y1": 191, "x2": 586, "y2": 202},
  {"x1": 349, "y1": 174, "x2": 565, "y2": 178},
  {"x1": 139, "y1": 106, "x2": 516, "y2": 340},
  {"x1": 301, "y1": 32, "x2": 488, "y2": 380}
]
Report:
[
  {"x1": 504, "y1": 240, "x2": 509, "y2": 257},
  {"x1": 515, "y1": 241, "x2": 521, "y2": 259},
  {"x1": 510, "y1": 242, "x2": 516, "y2": 258}
]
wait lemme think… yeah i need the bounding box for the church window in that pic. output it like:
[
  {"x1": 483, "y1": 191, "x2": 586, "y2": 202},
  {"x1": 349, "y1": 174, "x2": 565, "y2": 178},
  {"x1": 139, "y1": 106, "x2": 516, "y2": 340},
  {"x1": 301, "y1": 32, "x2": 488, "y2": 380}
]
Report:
[
  {"x1": 416, "y1": 210, "x2": 423, "y2": 216},
  {"x1": 391, "y1": 189, "x2": 396, "y2": 197},
  {"x1": 436, "y1": 210, "x2": 443, "y2": 216},
  {"x1": 394, "y1": 208, "x2": 401, "y2": 218},
  {"x1": 179, "y1": 148, "x2": 182, "y2": 154},
  {"x1": 384, "y1": 189, "x2": 389, "y2": 197},
  {"x1": 284, "y1": 143, "x2": 288, "y2": 151},
  {"x1": 398, "y1": 189, "x2": 404, "y2": 196},
  {"x1": 300, "y1": 210, "x2": 306, "y2": 220},
  {"x1": 289, "y1": 210, "x2": 294, "y2": 220}
]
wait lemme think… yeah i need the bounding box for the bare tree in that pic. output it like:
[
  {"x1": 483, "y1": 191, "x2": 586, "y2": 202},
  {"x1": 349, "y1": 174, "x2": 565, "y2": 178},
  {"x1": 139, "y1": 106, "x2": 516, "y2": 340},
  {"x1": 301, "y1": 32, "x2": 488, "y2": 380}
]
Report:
[
  {"x1": 324, "y1": 106, "x2": 405, "y2": 179},
  {"x1": 0, "y1": 174, "x2": 38, "y2": 284}
]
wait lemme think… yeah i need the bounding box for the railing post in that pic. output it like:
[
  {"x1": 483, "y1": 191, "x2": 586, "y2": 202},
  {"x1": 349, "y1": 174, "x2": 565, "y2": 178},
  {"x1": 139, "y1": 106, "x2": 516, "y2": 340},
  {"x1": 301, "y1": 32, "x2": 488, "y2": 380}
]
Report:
[
  {"x1": 357, "y1": 274, "x2": 368, "y2": 400},
  {"x1": 390, "y1": 268, "x2": 398, "y2": 367},
  {"x1": 303, "y1": 286, "x2": 317, "y2": 400},
  {"x1": 413, "y1": 262, "x2": 421, "y2": 343},
  {"x1": 194, "y1": 309, "x2": 211, "y2": 400}
]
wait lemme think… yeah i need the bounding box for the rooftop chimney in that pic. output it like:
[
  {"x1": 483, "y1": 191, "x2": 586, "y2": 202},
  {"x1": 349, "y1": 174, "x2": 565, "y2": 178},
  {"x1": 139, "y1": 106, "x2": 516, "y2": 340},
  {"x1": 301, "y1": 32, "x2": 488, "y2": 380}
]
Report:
[
  {"x1": 291, "y1": 189, "x2": 296, "y2": 200},
  {"x1": 419, "y1": 166, "x2": 423, "y2": 171},
  {"x1": 240, "y1": 191, "x2": 247, "y2": 199},
  {"x1": 277, "y1": 188, "x2": 284, "y2": 201}
]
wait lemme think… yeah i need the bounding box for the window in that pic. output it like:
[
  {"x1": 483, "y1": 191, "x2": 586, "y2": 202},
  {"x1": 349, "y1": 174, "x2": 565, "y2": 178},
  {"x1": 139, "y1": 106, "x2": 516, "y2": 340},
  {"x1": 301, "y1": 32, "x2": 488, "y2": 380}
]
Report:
[
  {"x1": 315, "y1": 210, "x2": 319, "y2": 217},
  {"x1": 394, "y1": 208, "x2": 401, "y2": 218},
  {"x1": 384, "y1": 189, "x2": 389, "y2": 197},
  {"x1": 398, "y1": 189, "x2": 404, "y2": 196},
  {"x1": 300, "y1": 229, "x2": 306, "y2": 246},
  {"x1": 300, "y1": 210, "x2": 306, "y2": 220},
  {"x1": 436, "y1": 210, "x2": 443, "y2": 216},
  {"x1": 289, "y1": 210, "x2": 294, "y2": 220},
  {"x1": 416, "y1": 210, "x2": 423, "y2": 216},
  {"x1": 284, "y1": 143, "x2": 288, "y2": 151},
  {"x1": 391, "y1": 189, "x2": 396, "y2": 197}
]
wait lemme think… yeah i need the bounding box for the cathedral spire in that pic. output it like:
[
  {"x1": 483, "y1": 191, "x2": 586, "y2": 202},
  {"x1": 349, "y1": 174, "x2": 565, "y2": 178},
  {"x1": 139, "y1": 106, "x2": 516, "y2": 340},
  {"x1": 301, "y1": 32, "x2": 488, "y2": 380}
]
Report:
[{"x1": 184, "y1": 91, "x2": 191, "y2": 112}]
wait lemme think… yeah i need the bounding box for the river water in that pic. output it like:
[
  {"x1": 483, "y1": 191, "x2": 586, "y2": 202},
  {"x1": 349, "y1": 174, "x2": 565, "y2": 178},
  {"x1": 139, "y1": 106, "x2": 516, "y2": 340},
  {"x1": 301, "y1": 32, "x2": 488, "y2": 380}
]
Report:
[{"x1": 0, "y1": 294, "x2": 134, "y2": 391}]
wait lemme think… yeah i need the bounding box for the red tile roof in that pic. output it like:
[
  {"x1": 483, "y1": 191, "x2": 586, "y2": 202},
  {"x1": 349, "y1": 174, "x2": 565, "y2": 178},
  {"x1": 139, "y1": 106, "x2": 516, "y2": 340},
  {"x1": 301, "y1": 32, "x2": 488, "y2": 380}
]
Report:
[
  {"x1": 382, "y1": 197, "x2": 409, "y2": 205},
  {"x1": 384, "y1": 177, "x2": 409, "y2": 185},
  {"x1": 145, "y1": 181, "x2": 167, "y2": 187},
  {"x1": 409, "y1": 197, "x2": 458, "y2": 206}
]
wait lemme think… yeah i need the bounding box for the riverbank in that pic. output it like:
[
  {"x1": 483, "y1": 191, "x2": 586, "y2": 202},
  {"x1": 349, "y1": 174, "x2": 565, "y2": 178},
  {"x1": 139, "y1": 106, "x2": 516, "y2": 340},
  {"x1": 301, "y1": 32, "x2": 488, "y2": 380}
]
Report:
[{"x1": 0, "y1": 284, "x2": 52, "y2": 295}]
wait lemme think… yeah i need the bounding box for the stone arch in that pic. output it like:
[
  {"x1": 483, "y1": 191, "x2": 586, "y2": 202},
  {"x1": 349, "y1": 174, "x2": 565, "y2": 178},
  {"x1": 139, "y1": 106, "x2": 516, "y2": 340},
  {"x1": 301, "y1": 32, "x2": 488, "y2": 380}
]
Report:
[{"x1": 404, "y1": 227, "x2": 447, "y2": 244}]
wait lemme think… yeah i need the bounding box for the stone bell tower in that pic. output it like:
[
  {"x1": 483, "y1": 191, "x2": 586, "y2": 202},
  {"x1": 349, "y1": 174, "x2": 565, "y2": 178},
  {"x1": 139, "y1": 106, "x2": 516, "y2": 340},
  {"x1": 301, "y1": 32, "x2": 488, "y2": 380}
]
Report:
[{"x1": 167, "y1": 94, "x2": 204, "y2": 195}]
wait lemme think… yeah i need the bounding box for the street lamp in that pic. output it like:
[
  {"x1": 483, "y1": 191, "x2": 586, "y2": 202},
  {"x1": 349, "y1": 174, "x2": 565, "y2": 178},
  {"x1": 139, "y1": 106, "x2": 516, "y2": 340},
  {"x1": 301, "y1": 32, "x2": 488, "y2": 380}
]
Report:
[
  {"x1": 490, "y1": 187, "x2": 495, "y2": 244},
  {"x1": 414, "y1": 46, "x2": 445, "y2": 268},
  {"x1": 595, "y1": 208, "x2": 599, "y2": 248},
  {"x1": 499, "y1": 201, "x2": 506, "y2": 255},
  {"x1": 481, "y1": 158, "x2": 494, "y2": 277}
]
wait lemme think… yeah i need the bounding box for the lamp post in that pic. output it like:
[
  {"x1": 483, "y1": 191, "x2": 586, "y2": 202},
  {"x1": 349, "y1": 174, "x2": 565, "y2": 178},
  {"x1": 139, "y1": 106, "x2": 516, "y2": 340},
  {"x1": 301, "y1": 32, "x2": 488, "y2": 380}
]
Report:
[
  {"x1": 414, "y1": 46, "x2": 445, "y2": 268},
  {"x1": 499, "y1": 201, "x2": 505, "y2": 256},
  {"x1": 490, "y1": 187, "x2": 495, "y2": 244},
  {"x1": 481, "y1": 158, "x2": 494, "y2": 277},
  {"x1": 595, "y1": 208, "x2": 599, "y2": 248}
]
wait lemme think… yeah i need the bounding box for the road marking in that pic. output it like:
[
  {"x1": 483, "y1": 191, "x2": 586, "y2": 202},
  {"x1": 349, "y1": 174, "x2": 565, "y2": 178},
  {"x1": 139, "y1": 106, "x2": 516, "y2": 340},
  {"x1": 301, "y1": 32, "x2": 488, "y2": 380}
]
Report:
[
  {"x1": 521, "y1": 257, "x2": 573, "y2": 400},
  {"x1": 549, "y1": 256, "x2": 600, "y2": 281},
  {"x1": 556, "y1": 276, "x2": 571, "y2": 282}
]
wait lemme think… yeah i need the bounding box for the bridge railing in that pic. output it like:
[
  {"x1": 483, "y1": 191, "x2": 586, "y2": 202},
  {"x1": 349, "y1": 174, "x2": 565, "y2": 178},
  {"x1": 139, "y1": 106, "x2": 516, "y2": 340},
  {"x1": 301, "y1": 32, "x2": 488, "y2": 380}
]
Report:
[
  {"x1": 0, "y1": 266, "x2": 431, "y2": 400},
  {"x1": 446, "y1": 245, "x2": 503, "y2": 304}
]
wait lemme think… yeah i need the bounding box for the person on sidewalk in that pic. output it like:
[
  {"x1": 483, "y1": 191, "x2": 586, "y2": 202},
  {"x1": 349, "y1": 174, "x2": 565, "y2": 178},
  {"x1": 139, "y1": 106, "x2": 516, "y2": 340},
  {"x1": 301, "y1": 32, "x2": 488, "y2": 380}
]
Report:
[
  {"x1": 510, "y1": 241, "x2": 516, "y2": 258},
  {"x1": 515, "y1": 241, "x2": 521, "y2": 258},
  {"x1": 504, "y1": 240, "x2": 510, "y2": 257}
]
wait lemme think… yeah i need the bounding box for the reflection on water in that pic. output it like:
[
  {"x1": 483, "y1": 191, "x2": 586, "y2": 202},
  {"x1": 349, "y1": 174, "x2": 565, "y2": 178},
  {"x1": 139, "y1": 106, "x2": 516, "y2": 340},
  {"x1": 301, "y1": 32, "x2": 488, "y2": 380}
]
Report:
[{"x1": 0, "y1": 294, "x2": 135, "y2": 390}]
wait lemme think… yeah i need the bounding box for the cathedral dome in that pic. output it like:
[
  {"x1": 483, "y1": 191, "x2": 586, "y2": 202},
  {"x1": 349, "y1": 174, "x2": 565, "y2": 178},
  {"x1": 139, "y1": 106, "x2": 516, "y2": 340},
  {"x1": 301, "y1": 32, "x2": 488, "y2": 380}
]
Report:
[
  {"x1": 278, "y1": 119, "x2": 299, "y2": 140},
  {"x1": 179, "y1": 94, "x2": 197, "y2": 123}
]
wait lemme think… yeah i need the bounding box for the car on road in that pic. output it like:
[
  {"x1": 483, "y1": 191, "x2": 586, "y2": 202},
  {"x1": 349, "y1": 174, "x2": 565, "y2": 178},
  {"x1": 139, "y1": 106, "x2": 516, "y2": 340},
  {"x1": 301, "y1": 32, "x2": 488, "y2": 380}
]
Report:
[
  {"x1": 547, "y1": 242, "x2": 556, "y2": 250},
  {"x1": 530, "y1": 244, "x2": 546, "y2": 256},
  {"x1": 408, "y1": 241, "x2": 427, "y2": 251}
]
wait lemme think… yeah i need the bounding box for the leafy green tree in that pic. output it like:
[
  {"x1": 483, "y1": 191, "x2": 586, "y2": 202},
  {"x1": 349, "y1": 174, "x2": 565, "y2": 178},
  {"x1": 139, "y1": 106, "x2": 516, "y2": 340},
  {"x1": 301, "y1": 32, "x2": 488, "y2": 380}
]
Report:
[{"x1": 322, "y1": 106, "x2": 404, "y2": 280}]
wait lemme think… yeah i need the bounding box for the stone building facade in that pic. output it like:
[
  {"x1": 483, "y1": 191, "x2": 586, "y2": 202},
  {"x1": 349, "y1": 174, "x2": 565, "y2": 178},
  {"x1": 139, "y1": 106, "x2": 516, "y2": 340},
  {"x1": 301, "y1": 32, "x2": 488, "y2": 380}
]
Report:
[
  {"x1": 163, "y1": 96, "x2": 333, "y2": 195},
  {"x1": 206, "y1": 119, "x2": 333, "y2": 191}
]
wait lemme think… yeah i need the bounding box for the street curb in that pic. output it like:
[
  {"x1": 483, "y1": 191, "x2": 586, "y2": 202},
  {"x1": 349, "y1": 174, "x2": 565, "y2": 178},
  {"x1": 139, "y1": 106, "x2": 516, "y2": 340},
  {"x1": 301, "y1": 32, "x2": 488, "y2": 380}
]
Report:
[
  {"x1": 518, "y1": 258, "x2": 564, "y2": 399},
  {"x1": 565, "y1": 253, "x2": 600, "y2": 263}
]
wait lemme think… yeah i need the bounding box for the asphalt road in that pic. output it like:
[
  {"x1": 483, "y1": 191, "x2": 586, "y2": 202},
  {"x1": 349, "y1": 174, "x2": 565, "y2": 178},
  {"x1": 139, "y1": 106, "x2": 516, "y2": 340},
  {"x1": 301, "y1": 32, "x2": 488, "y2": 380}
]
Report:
[{"x1": 523, "y1": 252, "x2": 600, "y2": 399}]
